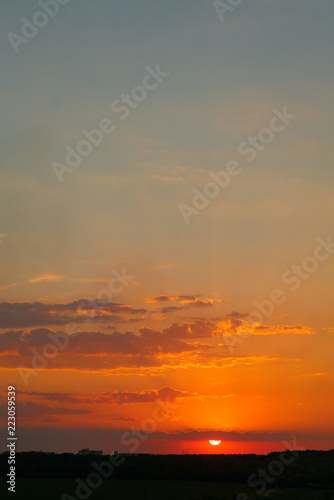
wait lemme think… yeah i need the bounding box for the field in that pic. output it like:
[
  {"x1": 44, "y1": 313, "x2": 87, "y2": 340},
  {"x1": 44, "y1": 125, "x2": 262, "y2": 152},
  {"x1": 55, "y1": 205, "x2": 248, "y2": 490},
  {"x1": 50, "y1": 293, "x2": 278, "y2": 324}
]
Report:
[{"x1": 5, "y1": 479, "x2": 333, "y2": 500}]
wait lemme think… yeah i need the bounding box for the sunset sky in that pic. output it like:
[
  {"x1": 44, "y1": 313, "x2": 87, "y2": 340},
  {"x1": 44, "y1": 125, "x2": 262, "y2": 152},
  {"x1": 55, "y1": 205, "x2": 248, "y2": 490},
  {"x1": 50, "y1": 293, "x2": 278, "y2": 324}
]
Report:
[{"x1": 1, "y1": 0, "x2": 334, "y2": 455}]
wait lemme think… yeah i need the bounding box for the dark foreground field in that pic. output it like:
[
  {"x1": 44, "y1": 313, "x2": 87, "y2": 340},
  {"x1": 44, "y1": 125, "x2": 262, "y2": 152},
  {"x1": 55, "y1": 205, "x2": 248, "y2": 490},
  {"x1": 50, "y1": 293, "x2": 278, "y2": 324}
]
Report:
[
  {"x1": 3, "y1": 479, "x2": 334, "y2": 500},
  {"x1": 1, "y1": 451, "x2": 334, "y2": 499}
]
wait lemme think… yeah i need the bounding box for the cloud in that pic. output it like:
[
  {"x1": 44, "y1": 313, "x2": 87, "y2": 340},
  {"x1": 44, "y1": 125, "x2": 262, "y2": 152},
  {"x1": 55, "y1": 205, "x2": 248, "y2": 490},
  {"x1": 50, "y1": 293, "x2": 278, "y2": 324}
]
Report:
[
  {"x1": 0, "y1": 326, "x2": 199, "y2": 371},
  {"x1": 276, "y1": 325, "x2": 315, "y2": 335},
  {"x1": 0, "y1": 283, "x2": 17, "y2": 291},
  {"x1": 0, "y1": 401, "x2": 91, "y2": 423},
  {"x1": 149, "y1": 429, "x2": 310, "y2": 443},
  {"x1": 29, "y1": 274, "x2": 65, "y2": 284},
  {"x1": 68, "y1": 278, "x2": 108, "y2": 283},
  {"x1": 216, "y1": 313, "x2": 315, "y2": 337},
  {"x1": 146, "y1": 295, "x2": 222, "y2": 314},
  {"x1": 0, "y1": 300, "x2": 313, "y2": 338},
  {"x1": 8, "y1": 427, "x2": 333, "y2": 455},
  {"x1": 161, "y1": 319, "x2": 220, "y2": 339},
  {"x1": 17, "y1": 387, "x2": 197, "y2": 406},
  {"x1": 16, "y1": 390, "x2": 82, "y2": 404},
  {"x1": 0, "y1": 300, "x2": 147, "y2": 328},
  {"x1": 147, "y1": 295, "x2": 221, "y2": 308},
  {"x1": 0, "y1": 309, "x2": 315, "y2": 371},
  {"x1": 0, "y1": 299, "x2": 316, "y2": 372},
  {"x1": 147, "y1": 295, "x2": 199, "y2": 303}
]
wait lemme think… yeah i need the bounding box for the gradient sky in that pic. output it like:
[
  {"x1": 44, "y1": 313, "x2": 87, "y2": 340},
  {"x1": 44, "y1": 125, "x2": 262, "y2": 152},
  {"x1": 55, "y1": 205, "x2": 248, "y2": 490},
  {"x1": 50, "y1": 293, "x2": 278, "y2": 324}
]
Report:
[{"x1": 1, "y1": 0, "x2": 334, "y2": 455}]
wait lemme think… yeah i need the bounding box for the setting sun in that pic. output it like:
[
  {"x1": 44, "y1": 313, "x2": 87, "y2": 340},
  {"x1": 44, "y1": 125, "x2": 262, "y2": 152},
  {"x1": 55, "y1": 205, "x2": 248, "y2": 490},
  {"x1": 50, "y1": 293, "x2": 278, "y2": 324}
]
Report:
[{"x1": 209, "y1": 440, "x2": 222, "y2": 446}]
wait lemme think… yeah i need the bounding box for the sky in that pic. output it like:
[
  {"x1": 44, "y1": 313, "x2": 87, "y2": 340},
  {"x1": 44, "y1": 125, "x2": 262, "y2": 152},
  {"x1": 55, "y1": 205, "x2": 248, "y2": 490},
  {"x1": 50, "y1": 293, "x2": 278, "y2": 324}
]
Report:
[{"x1": 0, "y1": 0, "x2": 334, "y2": 455}]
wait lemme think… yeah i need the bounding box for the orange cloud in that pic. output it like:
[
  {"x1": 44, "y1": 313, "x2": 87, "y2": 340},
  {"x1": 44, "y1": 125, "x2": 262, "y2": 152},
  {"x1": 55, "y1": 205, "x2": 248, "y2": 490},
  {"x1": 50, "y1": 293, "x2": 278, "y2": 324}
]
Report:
[
  {"x1": 0, "y1": 283, "x2": 17, "y2": 291},
  {"x1": 146, "y1": 295, "x2": 222, "y2": 313},
  {"x1": 0, "y1": 300, "x2": 146, "y2": 328},
  {"x1": 17, "y1": 387, "x2": 198, "y2": 406},
  {"x1": 146, "y1": 295, "x2": 199, "y2": 303},
  {"x1": 29, "y1": 274, "x2": 65, "y2": 284}
]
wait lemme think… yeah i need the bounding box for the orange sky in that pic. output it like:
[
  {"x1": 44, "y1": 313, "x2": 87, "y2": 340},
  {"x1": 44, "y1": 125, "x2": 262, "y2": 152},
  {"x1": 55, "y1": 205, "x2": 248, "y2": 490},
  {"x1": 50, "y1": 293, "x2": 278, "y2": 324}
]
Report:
[
  {"x1": 0, "y1": 290, "x2": 333, "y2": 453},
  {"x1": 1, "y1": 1, "x2": 334, "y2": 455}
]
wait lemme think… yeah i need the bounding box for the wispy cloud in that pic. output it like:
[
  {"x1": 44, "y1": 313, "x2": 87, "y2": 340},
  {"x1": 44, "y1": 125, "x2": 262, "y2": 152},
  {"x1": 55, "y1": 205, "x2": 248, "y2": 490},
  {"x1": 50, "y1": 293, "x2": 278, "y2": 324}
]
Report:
[
  {"x1": 0, "y1": 283, "x2": 17, "y2": 291},
  {"x1": 29, "y1": 274, "x2": 65, "y2": 284},
  {"x1": 17, "y1": 387, "x2": 198, "y2": 406},
  {"x1": 146, "y1": 295, "x2": 222, "y2": 310}
]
